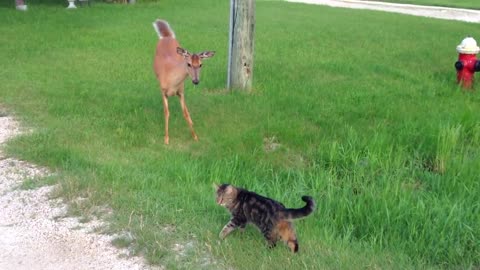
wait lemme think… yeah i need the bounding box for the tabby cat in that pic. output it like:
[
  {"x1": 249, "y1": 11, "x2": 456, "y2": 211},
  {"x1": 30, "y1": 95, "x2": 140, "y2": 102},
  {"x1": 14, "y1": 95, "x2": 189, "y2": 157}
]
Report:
[{"x1": 214, "y1": 183, "x2": 315, "y2": 253}]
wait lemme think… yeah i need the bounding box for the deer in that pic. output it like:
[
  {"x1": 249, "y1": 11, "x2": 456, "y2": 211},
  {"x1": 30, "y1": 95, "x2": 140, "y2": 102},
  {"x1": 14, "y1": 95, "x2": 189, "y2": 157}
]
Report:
[{"x1": 152, "y1": 19, "x2": 215, "y2": 145}]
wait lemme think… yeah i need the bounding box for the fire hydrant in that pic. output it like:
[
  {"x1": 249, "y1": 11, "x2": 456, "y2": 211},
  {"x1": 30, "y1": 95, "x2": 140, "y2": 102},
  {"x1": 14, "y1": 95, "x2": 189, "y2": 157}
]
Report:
[{"x1": 455, "y1": 37, "x2": 480, "y2": 89}]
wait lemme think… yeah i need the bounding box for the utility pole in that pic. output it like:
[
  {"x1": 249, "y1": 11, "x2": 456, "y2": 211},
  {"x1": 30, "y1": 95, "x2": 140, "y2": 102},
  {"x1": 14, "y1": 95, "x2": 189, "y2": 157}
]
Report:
[{"x1": 227, "y1": 0, "x2": 255, "y2": 91}]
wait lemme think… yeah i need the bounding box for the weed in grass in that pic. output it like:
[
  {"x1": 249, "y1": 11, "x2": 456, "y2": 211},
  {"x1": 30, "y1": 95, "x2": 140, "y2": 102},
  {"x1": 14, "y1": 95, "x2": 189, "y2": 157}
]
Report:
[
  {"x1": 19, "y1": 175, "x2": 56, "y2": 190},
  {"x1": 112, "y1": 233, "x2": 136, "y2": 249}
]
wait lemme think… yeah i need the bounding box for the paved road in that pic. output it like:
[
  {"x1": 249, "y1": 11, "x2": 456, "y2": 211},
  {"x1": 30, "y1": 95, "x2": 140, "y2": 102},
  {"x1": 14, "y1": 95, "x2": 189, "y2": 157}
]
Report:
[{"x1": 287, "y1": 0, "x2": 480, "y2": 23}]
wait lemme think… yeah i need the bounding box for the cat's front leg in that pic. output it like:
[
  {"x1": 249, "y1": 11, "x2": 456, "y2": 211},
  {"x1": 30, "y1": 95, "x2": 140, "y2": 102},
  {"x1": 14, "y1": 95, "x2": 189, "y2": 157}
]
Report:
[
  {"x1": 239, "y1": 223, "x2": 247, "y2": 233},
  {"x1": 219, "y1": 220, "x2": 238, "y2": 239}
]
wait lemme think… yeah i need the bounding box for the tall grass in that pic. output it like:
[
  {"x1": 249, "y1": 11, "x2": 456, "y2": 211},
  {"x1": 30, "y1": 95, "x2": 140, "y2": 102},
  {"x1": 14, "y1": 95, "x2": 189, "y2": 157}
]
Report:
[{"x1": 1, "y1": 1, "x2": 479, "y2": 269}]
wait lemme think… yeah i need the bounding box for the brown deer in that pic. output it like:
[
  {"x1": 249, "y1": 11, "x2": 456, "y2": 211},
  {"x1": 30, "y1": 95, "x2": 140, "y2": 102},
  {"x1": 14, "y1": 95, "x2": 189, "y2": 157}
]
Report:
[{"x1": 152, "y1": 19, "x2": 215, "y2": 145}]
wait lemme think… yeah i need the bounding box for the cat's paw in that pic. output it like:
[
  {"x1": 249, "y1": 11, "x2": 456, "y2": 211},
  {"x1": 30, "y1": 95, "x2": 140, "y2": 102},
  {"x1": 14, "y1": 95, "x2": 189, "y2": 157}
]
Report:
[{"x1": 267, "y1": 241, "x2": 277, "y2": 249}]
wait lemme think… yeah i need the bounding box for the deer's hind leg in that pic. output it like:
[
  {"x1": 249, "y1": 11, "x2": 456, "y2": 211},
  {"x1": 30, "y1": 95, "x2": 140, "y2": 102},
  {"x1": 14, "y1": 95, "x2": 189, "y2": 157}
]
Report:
[{"x1": 162, "y1": 93, "x2": 170, "y2": 145}]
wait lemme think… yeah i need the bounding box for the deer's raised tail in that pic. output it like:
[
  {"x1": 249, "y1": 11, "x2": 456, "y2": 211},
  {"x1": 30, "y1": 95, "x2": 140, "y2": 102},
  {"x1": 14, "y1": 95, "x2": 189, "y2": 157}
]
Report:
[{"x1": 152, "y1": 19, "x2": 175, "y2": 39}]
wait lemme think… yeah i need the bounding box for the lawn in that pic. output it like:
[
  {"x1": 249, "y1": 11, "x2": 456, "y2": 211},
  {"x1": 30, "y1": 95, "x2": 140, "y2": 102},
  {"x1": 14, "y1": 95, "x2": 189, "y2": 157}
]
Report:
[
  {"x1": 1, "y1": 1, "x2": 479, "y2": 269},
  {"x1": 363, "y1": 0, "x2": 480, "y2": 10}
]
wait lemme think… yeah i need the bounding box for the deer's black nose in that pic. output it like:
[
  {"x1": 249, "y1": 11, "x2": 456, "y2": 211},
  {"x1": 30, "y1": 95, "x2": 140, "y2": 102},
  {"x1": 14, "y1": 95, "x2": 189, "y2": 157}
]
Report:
[{"x1": 192, "y1": 80, "x2": 199, "y2": 85}]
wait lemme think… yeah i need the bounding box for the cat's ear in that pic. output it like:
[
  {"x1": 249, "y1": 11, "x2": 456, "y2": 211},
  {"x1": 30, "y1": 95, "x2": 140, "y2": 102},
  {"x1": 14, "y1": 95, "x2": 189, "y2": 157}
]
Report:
[
  {"x1": 225, "y1": 185, "x2": 234, "y2": 194},
  {"x1": 212, "y1": 183, "x2": 220, "y2": 191}
]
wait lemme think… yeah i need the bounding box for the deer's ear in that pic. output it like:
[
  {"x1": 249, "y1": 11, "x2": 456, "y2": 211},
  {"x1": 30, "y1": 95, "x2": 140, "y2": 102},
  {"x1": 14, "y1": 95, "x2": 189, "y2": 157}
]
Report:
[
  {"x1": 199, "y1": 51, "x2": 215, "y2": 59},
  {"x1": 176, "y1": 47, "x2": 190, "y2": 58}
]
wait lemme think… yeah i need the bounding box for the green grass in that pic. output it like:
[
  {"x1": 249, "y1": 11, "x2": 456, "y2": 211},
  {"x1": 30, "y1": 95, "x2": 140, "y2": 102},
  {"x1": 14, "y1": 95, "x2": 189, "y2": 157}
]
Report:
[
  {"x1": 363, "y1": 0, "x2": 480, "y2": 10},
  {"x1": 1, "y1": 1, "x2": 479, "y2": 269}
]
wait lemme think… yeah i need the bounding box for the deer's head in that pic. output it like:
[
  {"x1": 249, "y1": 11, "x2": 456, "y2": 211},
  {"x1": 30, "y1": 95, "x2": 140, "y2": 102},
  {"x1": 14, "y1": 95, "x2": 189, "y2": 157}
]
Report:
[{"x1": 177, "y1": 47, "x2": 215, "y2": 85}]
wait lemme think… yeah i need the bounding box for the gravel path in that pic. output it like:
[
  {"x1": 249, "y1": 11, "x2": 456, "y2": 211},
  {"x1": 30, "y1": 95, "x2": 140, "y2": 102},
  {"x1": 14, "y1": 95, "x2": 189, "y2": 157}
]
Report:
[
  {"x1": 287, "y1": 0, "x2": 480, "y2": 23},
  {"x1": 0, "y1": 115, "x2": 161, "y2": 270}
]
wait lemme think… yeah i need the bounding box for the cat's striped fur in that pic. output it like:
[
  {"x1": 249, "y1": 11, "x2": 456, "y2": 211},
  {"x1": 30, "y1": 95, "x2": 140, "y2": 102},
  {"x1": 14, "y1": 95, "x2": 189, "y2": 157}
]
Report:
[{"x1": 214, "y1": 183, "x2": 315, "y2": 253}]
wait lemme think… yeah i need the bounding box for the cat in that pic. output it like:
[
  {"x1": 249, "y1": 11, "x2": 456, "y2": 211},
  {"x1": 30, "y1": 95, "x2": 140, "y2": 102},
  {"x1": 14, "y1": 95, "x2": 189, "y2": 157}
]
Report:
[{"x1": 214, "y1": 183, "x2": 315, "y2": 253}]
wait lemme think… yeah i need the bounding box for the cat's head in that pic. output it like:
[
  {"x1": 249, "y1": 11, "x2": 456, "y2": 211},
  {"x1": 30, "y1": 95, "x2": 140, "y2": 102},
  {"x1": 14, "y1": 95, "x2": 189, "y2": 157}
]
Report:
[{"x1": 213, "y1": 183, "x2": 238, "y2": 207}]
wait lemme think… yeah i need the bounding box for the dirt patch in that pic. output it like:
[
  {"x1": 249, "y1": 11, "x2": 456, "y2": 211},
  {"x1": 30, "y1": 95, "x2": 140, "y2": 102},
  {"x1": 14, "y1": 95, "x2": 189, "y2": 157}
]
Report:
[{"x1": 0, "y1": 115, "x2": 162, "y2": 270}]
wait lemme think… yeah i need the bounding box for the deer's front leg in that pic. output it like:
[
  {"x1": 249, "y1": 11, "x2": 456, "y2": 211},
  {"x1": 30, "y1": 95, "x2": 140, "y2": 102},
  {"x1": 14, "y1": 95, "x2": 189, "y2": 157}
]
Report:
[
  {"x1": 178, "y1": 92, "x2": 198, "y2": 141},
  {"x1": 162, "y1": 93, "x2": 170, "y2": 145}
]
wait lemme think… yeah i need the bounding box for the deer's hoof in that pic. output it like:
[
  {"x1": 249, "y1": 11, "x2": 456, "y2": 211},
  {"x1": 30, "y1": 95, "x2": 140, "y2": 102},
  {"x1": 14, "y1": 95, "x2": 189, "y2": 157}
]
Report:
[{"x1": 164, "y1": 137, "x2": 169, "y2": 145}]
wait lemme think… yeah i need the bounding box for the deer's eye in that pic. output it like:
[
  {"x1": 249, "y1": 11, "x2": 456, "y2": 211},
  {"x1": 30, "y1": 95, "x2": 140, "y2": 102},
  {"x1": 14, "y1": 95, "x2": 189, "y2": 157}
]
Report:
[
  {"x1": 199, "y1": 64, "x2": 203, "y2": 68},
  {"x1": 187, "y1": 63, "x2": 192, "y2": 67}
]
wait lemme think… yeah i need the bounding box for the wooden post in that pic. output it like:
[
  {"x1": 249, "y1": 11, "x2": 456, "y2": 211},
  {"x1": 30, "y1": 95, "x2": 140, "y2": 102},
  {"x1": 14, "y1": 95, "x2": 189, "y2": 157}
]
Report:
[{"x1": 227, "y1": 0, "x2": 255, "y2": 91}]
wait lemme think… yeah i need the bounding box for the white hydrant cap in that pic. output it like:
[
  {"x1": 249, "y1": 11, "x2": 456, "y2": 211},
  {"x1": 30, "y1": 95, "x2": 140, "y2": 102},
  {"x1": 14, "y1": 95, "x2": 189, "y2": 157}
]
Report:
[{"x1": 456, "y1": 37, "x2": 480, "y2": 54}]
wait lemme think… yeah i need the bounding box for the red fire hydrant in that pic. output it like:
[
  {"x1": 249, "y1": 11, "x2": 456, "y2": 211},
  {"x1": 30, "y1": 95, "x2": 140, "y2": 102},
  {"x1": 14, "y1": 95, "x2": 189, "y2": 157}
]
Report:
[{"x1": 455, "y1": 37, "x2": 480, "y2": 89}]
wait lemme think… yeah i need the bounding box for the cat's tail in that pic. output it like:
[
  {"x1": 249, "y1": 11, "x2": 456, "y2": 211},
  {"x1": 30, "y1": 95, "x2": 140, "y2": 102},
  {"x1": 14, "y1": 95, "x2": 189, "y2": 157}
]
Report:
[{"x1": 280, "y1": 196, "x2": 315, "y2": 220}]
